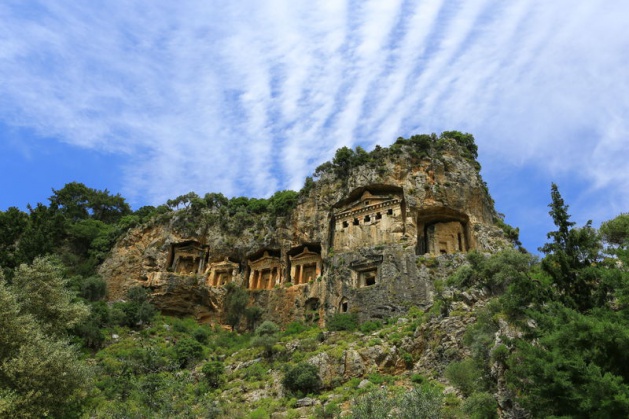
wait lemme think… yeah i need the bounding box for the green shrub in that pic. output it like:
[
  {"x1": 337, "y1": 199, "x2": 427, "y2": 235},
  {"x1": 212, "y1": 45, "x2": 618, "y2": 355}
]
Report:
[
  {"x1": 349, "y1": 388, "x2": 394, "y2": 419},
  {"x1": 315, "y1": 401, "x2": 341, "y2": 419},
  {"x1": 444, "y1": 358, "x2": 481, "y2": 397},
  {"x1": 251, "y1": 320, "x2": 280, "y2": 357},
  {"x1": 359, "y1": 320, "x2": 382, "y2": 334},
  {"x1": 490, "y1": 344, "x2": 509, "y2": 364},
  {"x1": 172, "y1": 338, "x2": 204, "y2": 368},
  {"x1": 243, "y1": 362, "x2": 268, "y2": 380},
  {"x1": 367, "y1": 373, "x2": 394, "y2": 385},
  {"x1": 193, "y1": 327, "x2": 209, "y2": 344},
  {"x1": 411, "y1": 374, "x2": 425, "y2": 384},
  {"x1": 285, "y1": 321, "x2": 308, "y2": 335},
  {"x1": 248, "y1": 407, "x2": 269, "y2": 419},
  {"x1": 327, "y1": 313, "x2": 358, "y2": 331},
  {"x1": 282, "y1": 362, "x2": 321, "y2": 396},
  {"x1": 462, "y1": 392, "x2": 497, "y2": 419},
  {"x1": 399, "y1": 386, "x2": 443, "y2": 419},
  {"x1": 400, "y1": 350, "x2": 414, "y2": 368},
  {"x1": 80, "y1": 275, "x2": 107, "y2": 301},
  {"x1": 202, "y1": 360, "x2": 224, "y2": 388}
]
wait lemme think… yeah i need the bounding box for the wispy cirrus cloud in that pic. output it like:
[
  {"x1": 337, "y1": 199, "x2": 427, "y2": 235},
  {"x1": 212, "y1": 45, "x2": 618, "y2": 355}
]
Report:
[{"x1": 1, "y1": 1, "x2": 628, "y2": 250}]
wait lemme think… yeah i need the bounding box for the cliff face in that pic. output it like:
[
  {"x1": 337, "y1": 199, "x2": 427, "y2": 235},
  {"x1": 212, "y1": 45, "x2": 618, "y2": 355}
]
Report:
[{"x1": 100, "y1": 136, "x2": 509, "y2": 325}]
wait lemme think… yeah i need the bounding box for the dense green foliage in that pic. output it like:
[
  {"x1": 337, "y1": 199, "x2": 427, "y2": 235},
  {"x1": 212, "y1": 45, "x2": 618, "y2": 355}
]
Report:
[
  {"x1": 282, "y1": 362, "x2": 322, "y2": 396},
  {"x1": 443, "y1": 185, "x2": 629, "y2": 418},
  {"x1": 0, "y1": 259, "x2": 91, "y2": 418}
]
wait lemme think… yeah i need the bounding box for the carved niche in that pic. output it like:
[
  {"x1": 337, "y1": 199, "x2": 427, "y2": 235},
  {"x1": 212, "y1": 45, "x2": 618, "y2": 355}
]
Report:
[
  {"x1": 416, "y1": 208, "x2": 472, "y2": 255},
  {"x1": 206, "y1": 257, "x2": 239, "y2": 287},
  {"x1": 350, "y1": 255, "x2": 383, "y2": 288},
  {"x1": 289, "y1": 246, "x2": 322, "y2": 285},
  {"x1": 248, "y1": 250, "x2": 282, "y2": 290},
  {"x1": 167, "y1": 241, "x2": 209, "y2": 275},
  {"x1": 332, "y1": 186, "x2": 405, "y2": 250}
]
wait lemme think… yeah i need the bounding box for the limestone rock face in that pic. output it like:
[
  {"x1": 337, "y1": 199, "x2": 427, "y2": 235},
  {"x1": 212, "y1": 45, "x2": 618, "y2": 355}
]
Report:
[{"x1": 100, "y1": 138, "x2": 510, "y2": 325}]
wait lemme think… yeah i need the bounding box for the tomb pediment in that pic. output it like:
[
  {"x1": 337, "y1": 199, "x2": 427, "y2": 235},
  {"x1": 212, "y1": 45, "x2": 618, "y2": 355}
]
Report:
[{"x1": 350, "y1": 255, "x2": 384, "y2": 272}]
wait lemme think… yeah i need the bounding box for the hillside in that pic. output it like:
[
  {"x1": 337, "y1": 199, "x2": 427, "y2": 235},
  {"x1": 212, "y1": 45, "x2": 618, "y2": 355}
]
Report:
[{"x1": 1, "y1": 132, "x2": 628, "y2": 418}]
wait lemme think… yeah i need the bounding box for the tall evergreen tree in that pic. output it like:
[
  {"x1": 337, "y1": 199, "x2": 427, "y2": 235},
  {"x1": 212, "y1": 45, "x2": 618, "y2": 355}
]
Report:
[{"x1": 540, "y1": 183, "x2": 600, "y2": 311}]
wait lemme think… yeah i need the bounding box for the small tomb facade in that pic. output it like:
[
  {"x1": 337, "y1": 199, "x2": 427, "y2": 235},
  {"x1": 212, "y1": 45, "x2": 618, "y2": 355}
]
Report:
[
  {"x1": 289, "y1": 247, "x2": 322, "y2": 285},
  {"x1": 350, "y1": 255, "x2": 383, "y2": 288},
  {"x1": 167, "y1": 241, "x2": 209, "y2": 275},
  {"x1": 248, "y1": 251, "x2": 282, "y2": 290},
  {"x1": 206, "y1": 257, "x2": 239, "y2": 287},
  {"x1": 333, "y1": 187, "x2": 405, "y2": 250}
]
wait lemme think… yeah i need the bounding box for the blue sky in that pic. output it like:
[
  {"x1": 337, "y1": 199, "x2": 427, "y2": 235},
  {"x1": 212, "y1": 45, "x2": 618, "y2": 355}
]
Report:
[{"x1": 1, "y1": 1, "x2": 628, "y2": 253}]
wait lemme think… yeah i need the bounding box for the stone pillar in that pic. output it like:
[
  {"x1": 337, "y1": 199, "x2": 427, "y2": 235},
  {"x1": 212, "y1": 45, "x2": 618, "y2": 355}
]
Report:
[
  {"x1": 290, "y1": 264, "x2": 297, "y2": 284},
  {"x1": 295, "y1": 265, "x2": 302, "y2": 285}
]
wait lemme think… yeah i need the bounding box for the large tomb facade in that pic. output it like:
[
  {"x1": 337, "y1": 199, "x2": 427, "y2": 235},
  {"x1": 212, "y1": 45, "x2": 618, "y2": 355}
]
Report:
[
  {"x1": 332, "y1": 186, "x2": 405, "y2": 251},
  {"x1": 206, "y1": 257, "x2": 239, "y2": 287},
  {"x1": 248, "y1": 250, "x2": 282, "y2": 290},
  {"x1": 288, "y1": 246, "x2": 322, "y2": 285},
  {"x1": 166, "y1": 241, "x2": 209, "y2": 275}
]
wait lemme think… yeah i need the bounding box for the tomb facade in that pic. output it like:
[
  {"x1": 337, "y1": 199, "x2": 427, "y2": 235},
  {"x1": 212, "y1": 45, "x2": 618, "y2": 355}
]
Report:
[
  {"x1": 289, "y1": 247, "x2": 322, "y2": 285},
  {"x1": 416, "y1": 208, "x2": 472, "y2": 255},
  {"x1": 167, "y1": 241, "x2": 209, "y2": 275},
  {"x1": 332, "y1": 186, "x2": 405, "y2": 251},
  {"x1": 350, "y1": 255, "x2": 383, "y2": 288},
  {"x1": 206, "y1": 257, "x2": 239, "y2": 287},
  {"x1": 248, "y1": 251, "x2": 282, "y2": 290}
]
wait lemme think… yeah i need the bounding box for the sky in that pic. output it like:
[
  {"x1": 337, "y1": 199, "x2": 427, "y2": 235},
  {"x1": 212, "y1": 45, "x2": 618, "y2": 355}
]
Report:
[{"x1": 1, "y1": 1, "x2": 628, "y2": 254}]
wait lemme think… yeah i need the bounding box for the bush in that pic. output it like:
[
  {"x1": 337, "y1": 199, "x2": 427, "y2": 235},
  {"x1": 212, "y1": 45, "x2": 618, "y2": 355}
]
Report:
[
  {"x1": 282, "y1": 362, "x2": 321, "y2": 396},
  {"x1": 399, "y1": 386, "x2": 444, "y2": 419},
  {"x1": 444, "y1": 358, "x2": 481, "y2": 397},
  {"x1": 80, "y1": 276, "x2": 107, "y2": 301},
  {"x1": 193, "y1": 327, "x2": 209, "y2": 344},
  {"x1": 114, "y1": 286, "x2": 156, "y2": 328},
  {"x1": 172, "y1": 338, "x2": 204, "y2": 368},
  {"x1": 251, "y1": 321, "x2": 280, "y2": 357},
  {"x1": 349, "y1": 388, "x2": 394, "y2": 419},
  {"x1": 359, "y1": 320, "x2": 382, "y2": 334},
  {"x1": 284, "y1": 321, "x2": 308, "y2": 335},
  {"x1": 327, "y1": 313, "x2": 358, "y2": 331},
  {"x1": 202, "y1": 360, "x2": 225, "y2": 388},
  {"x1": 462, "y1": 392, "x2": 497, "y2": 419}
]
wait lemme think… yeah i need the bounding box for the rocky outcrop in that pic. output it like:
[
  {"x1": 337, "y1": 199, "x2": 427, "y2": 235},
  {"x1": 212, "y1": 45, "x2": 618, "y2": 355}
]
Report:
[{"x1": 100, "y1": 136, "x2": 510, "y2": 325}]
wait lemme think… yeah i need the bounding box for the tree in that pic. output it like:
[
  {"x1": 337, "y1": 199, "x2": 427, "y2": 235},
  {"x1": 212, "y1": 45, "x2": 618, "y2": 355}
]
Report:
[
  {"x1": 282, "y1": 362, "x2": 321, "y2": 396},
  {"x1": 224, "y1": 282, "x2": 248, "y2": 331},
  {"x1": 11, "y1": 257, "x2": 89, "y2": 336},
  {"x1": 50, "y1": 182, "x2": 131, "y2": 224},
  {"x1": 202, "y1": 360, "x2": 225, "y2": 388},
  {"x1": 244, "y1": 306, "x2": 263, "y2": 331},
  {"x1": 251, "y1": 320, "x2": 280, "y2": 357},
  {"x1": 600, "y1": 213, "x2": 629, "y2": 264},
  {"x1": 0, "y1": 207, "x2": 29, "y2": 277},
  {"x1": 0, "y1": 271, "x2": 91, "y2": 418},
  {"x1": 540, "y1": 183, "x2": 601, "y2": 311}
]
